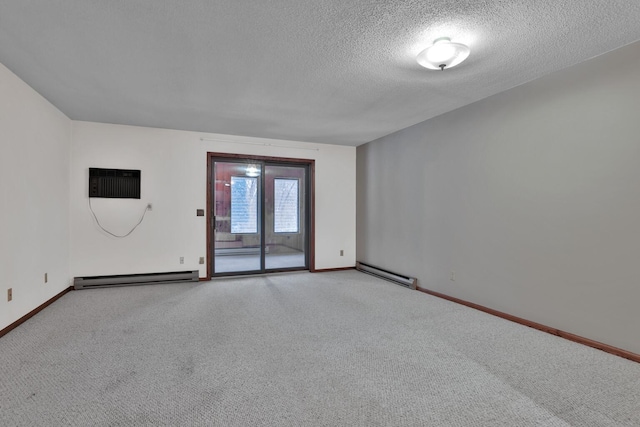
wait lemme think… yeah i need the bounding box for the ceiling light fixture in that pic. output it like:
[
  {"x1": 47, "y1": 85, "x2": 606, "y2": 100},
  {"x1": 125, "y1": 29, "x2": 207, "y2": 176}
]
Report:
[
  {"x1": 416, "y1": 37, "x2": 470, "y2": 71},
  {"x1": 246, "y1": 165, "x2": 260, "y2": 177}
]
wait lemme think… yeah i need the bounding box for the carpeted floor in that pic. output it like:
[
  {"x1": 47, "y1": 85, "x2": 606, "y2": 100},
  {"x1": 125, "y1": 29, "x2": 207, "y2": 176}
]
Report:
[{"x1": 1, "y1": 270, "x2": 639, "y2": 426}]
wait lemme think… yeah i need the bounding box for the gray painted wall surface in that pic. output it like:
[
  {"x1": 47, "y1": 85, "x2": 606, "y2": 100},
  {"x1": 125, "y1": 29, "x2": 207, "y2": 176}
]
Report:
[{"x1": 357, "y1": 41, "x2": 640, "y2": 355}]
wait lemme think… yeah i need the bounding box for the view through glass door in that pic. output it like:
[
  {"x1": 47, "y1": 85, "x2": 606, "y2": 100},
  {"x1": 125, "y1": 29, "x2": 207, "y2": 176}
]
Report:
[
  {"x1": 212, "y1": 159, "x2": 309, "y2": 275},
  {"x1": 264, "y1": 164, "x2": 307, "y2": 270}
]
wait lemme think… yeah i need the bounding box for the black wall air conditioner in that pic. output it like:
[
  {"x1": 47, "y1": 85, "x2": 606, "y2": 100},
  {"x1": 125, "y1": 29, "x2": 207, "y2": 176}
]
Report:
[{"x1": 89, "y1": 168, "x2": 141, "y2": 199}]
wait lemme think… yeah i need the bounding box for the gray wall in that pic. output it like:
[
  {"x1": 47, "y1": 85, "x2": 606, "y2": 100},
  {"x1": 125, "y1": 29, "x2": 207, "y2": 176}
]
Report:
[{"x1": 357, "y1": 41, "x2": 640, "y2": 355}]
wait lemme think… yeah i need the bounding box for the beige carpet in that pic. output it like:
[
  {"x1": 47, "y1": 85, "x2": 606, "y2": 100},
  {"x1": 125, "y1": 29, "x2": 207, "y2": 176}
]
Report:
[{"x1": 1, "y1": 270, "x2": 639, "y2": 426}]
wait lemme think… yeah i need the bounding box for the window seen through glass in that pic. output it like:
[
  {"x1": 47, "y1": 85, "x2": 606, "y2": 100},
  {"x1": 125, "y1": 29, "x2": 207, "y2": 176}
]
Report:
[
  {"x1": 230, "y1": 176, "x2": 258, "y2": 233},
  {"x1": 274, "y1": 178, "x2": 299, "y2": 233}
]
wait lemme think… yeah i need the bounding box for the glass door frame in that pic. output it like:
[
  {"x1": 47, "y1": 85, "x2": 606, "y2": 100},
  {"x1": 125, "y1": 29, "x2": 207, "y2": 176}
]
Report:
[{"x1": 206, "y1": 152, "x2": 315, "y2": 279}]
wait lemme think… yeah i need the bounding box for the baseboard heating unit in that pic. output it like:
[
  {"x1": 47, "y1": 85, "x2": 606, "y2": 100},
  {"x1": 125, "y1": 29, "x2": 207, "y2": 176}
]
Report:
[
  {"x1": 356, "y1": 262, "x2": 417, "y2": 290},
  {"x1": 74, "y1": 270, "x2": 199, "y2": 290}
]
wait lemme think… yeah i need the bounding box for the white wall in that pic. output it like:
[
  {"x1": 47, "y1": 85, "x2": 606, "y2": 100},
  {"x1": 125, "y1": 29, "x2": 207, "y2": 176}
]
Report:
[
  {"x1": 0, "y1": 63, "x2": 71, "y2": 330},
  {"x1": 357, "y1": 41, "x2": 640, "y2": 355},
  {"x1": 70, "y1": 122, "x2": 356, "y2": 278}
]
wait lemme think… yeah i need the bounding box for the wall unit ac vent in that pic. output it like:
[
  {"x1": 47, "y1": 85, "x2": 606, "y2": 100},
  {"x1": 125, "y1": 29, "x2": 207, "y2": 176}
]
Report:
[
  {"x1": 74, "y1": 271, "x2": 198, "y2": 290},
  {"x1": 356, "y1": 262, "x2": 417, "y2": 290},
  {"x1": 89, "y1": 168, "x2": 141, "y2": 199}
]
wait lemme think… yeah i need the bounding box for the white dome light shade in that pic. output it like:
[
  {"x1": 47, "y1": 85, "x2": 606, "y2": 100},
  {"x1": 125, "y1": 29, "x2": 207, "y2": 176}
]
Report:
[
  {"x1": 416, "y1": 37, "x2": 470, "y2": 71},
  {"x1": 246, "y1": 165, "x2": 260, "y2": 177}
]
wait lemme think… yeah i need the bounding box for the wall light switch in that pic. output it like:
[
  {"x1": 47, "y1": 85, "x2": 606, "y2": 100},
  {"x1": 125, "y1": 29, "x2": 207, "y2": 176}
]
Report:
[
  {"x1": 199, "y1": 257, "x2": 205, "y2": 264},
  {"x1": 180, "y1": 257, "x2": 184, "y2": 264},
  {"x1": 7, "y1": 288, "x2": 12, "y2": 302},
  {"x1": 196, "y1": 209, "x2": 205, "y2": 217},
  {"x1": 44, "y1": 273, "x2": 48, "y2": 283}
]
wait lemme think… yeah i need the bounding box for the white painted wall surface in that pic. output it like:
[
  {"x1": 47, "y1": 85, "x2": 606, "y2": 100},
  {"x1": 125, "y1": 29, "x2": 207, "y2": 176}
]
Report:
[
  {"x1": 70, "y1": 122, "x2": 356, "y2": 278},
  {"x1": 0, "y1": 63, "x2": 71, "y2": 330},
  {"x1": 357, "y1": 41, "x2": 640, "y2": 355}
]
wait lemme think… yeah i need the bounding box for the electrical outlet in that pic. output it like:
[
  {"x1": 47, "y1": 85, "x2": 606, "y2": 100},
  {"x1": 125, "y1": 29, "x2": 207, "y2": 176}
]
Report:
[
  {"x1": 7, "y1": 288, "x2": 12, "y2": 302},
  {"x1": 180, "y1": 257, "x2": 184, "y2": 264},
  {"x1": 340, "y1": 250, "x2": 344, "y2": 256},
  {"x1": 147, "y1": 203, "x2": 153, "y2": 211},
  {"x1": 44, "y1": 273, "x2": 48, "y2": 283},
  {"x1": 199, "y1": 257, "x2": 205, "y2": 264},
  {"x1": 450, "y1": 271, "x2": 455, "y2": 281}
]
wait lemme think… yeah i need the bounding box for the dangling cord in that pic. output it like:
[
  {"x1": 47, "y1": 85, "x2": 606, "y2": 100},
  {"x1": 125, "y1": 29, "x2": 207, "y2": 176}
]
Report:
[{"x1": 88, "y1": 198, "x2": 150, "y2": 238}]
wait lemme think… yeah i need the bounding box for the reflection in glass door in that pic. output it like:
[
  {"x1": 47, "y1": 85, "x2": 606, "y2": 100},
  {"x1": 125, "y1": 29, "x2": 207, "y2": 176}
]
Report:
[
  {"x1": 212, "y1": 159, "x2": 309, "y2": 276},
  {"x1": 213, "y1": 161, "x2": 262, "y2": 274}
]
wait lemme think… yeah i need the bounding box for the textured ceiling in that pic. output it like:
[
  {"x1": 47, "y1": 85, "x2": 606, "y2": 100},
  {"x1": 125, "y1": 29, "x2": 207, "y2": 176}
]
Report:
[{"x1": 1, "y1": 1, "x2": 640, "y2": 146}]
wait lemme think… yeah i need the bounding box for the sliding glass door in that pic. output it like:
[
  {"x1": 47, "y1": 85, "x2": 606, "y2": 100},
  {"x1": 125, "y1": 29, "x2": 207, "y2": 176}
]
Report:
[
  {"x1": 212, "y1": 161, "x2": 262, "y2": 274},
  {"x1": 211, "y1": 159, "x2": 309, "y2": 276},
  {"x1": 264, "y1": 164, "x2": 307, "y2": 270}
]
